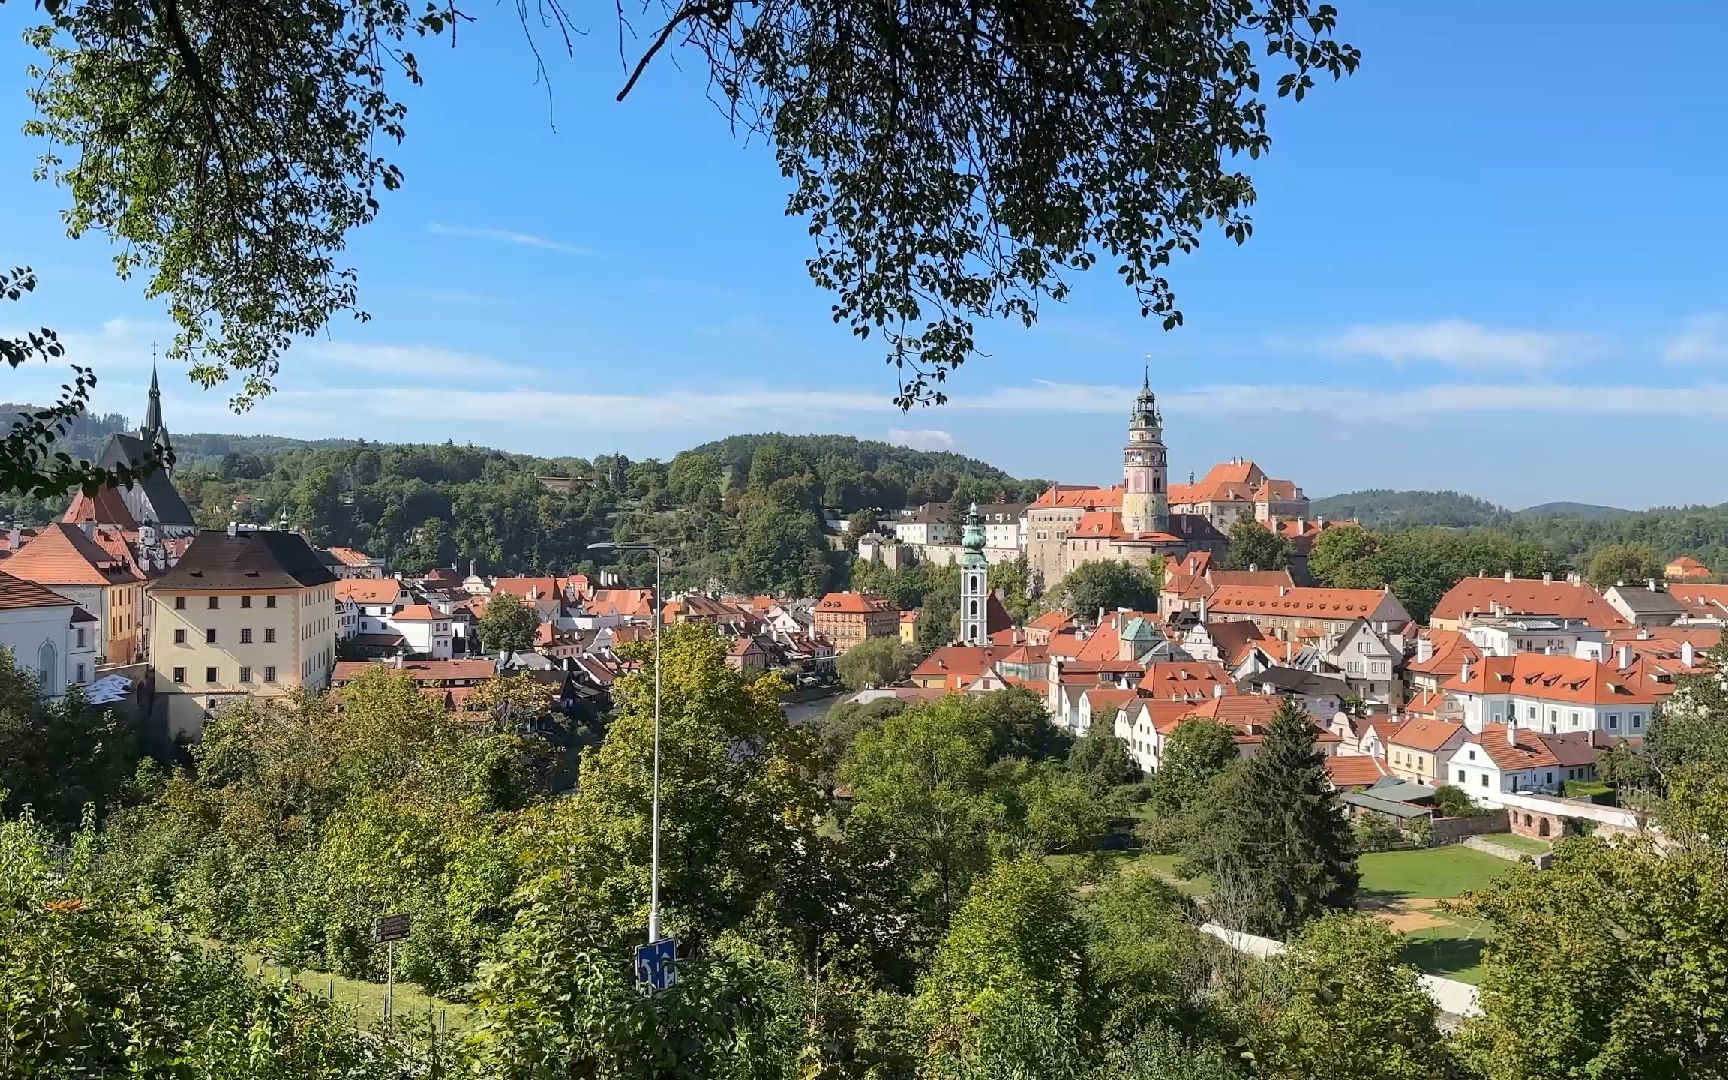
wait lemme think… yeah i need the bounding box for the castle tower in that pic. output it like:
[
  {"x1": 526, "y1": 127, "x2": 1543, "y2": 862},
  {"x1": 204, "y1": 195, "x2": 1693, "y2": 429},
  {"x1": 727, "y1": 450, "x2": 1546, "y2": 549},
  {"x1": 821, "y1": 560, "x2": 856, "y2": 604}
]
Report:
[
  {"x1": 959, "y1": 503, "x2": 989, "y2": 646},
  {"x1": 1122, "y1": 368, "x2": 1168, "y2": 534}
]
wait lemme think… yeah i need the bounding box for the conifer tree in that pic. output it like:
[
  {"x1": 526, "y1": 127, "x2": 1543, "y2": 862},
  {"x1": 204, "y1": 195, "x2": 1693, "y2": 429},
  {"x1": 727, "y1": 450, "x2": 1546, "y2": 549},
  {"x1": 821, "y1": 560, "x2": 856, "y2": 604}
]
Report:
[{"x1": 1195, "y1": 698, "x2": 1358, "y2": 938}]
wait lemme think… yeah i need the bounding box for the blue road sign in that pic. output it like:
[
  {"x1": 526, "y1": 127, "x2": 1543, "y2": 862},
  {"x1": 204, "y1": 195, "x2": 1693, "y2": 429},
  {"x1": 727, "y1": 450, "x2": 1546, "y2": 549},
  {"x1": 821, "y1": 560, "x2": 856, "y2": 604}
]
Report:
[{"x1": 635, "y1": 937, "x2": 678, "y2": 993}]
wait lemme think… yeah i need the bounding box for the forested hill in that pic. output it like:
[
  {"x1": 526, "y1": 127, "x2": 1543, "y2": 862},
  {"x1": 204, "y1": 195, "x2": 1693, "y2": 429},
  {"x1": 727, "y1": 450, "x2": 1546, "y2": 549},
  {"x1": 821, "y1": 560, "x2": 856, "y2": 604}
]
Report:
[
  {"x1": 1309, "y1": 488, "x2": 1510, "y2": 528},
  {"x1": 0, "y1": 416, "x2": 1046, "y2": 597}
]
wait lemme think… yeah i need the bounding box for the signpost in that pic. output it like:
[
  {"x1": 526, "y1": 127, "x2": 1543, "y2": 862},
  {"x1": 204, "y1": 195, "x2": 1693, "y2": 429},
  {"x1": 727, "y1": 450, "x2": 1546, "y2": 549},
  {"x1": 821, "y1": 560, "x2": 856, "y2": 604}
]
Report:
[
  {"x1": 374, "y1": 913, "x2": 411, "y2": 1024},
  {"x1": 635, "y1": 936, "x2": 678, "y2": 994}
]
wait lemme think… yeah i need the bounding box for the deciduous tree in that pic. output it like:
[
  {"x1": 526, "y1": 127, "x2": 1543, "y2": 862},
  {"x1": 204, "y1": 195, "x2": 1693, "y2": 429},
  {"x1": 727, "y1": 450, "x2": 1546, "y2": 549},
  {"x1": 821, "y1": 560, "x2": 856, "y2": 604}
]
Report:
[
  {"x1": 1055, "y1": 560, "x2": 1163, "y2": 620},
  {"x1": 476, "y1": 592, "x2": 538, "y2": 657},
  {"x1": 1586, "y1": 542, "x2": 1664, "y2": 588},
  {"x1": 836, "y1": 635, "x2": 917, "y2": 691},
  {"x1": 1224, "y1": 518, "x2": 1292, "y2": 571}
]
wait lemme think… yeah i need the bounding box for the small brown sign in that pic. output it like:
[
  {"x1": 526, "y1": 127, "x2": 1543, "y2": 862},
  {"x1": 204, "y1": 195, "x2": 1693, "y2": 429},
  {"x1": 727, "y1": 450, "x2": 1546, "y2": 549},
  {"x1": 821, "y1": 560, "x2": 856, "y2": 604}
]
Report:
[{"x1": 374, "y1": 913, "x2": 411, "y2": 943}]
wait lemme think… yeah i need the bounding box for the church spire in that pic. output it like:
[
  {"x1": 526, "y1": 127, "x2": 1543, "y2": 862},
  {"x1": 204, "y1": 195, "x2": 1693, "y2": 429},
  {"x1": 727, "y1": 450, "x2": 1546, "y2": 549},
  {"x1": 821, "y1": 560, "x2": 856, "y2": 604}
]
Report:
[{"x1": 141, "y1": 350, "x2": 171, "y2": 465}]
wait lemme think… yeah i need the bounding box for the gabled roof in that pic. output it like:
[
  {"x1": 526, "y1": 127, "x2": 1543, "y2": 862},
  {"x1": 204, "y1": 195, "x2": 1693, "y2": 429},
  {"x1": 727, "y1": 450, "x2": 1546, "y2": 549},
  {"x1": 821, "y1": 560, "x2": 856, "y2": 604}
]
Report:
[
  {"x1": 1667, "y1": 583, "x2": 1728, "y2": 619},
  {"x1": 336, "y1": 578, "x2": 403, "y2": 605},
  {"x1": 0, "y1": 569, "x2": 78, "y2": 611},
  {"x1": 1138, "y1": 661, "x2": 1236, "y2": 701},
  {"x1": 1442, "y1": 654, "x2": 1658, "y2": 706},
  {"x1": 815, "y1": 591, "x2": 894, "y2": 615},
  {"x1": 1430, "y1": 576, "x2": 1627, "y2": 628},
  {"x1": 324, "y1": 546, "x2": 377, "y2": 567},
  {"x1": 1465, "y1": 726, "x2": 1609, "y2": 771},
  {"x1": 1193, "y1": 620, "x2": 1265, "y2": 665},
  {"x1": 1242, "y1": 666, "x2": 1351, "y2": 698},
  {"x1": 62, "y1": 485, "x2": 139, "y2": 530},
  {"x1": 1028, "y1": 609, "x2": 1076, "y2": 632},
  {"x1": 4, "y1": 523, "x2": 142, "y2": 587},
  {"x1": 1387, "y1": 717, "x2": 1465, "y2": 753},
  {"x1": 1603, "y1": 584, "x2": 1687, "y2": 618},
  {"x1": 153, "y1": 531, "x2": 336, "y2": 591},
  {"x1": 1207, "y1": 584, "x2": 1394, "y2": 620},
  {"x1": 1325, "y1": 755, "x2": 1390, "y2": 788},
  {"x1": 1030, "y1": 484, "x2": 1122, "y2": 510},
  {"x1": 1407, "y1": 629, "x2": 1482, "y2": 678},
  {"x1": 391, "y1": 604, "x2": 444, "y2": 622}
]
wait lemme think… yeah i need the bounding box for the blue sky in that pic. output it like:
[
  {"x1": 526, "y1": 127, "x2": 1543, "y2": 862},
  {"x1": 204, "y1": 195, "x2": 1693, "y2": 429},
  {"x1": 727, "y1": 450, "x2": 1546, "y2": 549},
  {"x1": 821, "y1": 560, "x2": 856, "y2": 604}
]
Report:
[{"x1": 2, "y1": 2, "x2": 1726, "y2": 509}]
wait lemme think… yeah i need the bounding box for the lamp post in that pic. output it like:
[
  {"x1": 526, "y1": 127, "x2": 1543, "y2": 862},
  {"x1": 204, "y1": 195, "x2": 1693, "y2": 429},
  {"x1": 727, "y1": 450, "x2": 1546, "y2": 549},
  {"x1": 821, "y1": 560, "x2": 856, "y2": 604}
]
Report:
[{"x1": 587, "y1": 541, "x2": 665, "y2": 943}]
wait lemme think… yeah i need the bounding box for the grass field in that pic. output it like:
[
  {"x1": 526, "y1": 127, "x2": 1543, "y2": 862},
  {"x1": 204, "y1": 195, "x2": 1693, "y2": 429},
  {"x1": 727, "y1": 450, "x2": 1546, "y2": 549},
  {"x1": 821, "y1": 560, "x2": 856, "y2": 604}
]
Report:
[
  {"x1": 1358, "y1": 846, "x2": 1520, "y2": 900},
  {"x1": 204, "y1": 940, "x2": 474, "y2": 1032},
  {"x1": 1479, "y1": 832, "x2": 1551, "y2": 856},
  {"x1": 1400, "y1": 917, "x2": 1492, "y2": 984}
]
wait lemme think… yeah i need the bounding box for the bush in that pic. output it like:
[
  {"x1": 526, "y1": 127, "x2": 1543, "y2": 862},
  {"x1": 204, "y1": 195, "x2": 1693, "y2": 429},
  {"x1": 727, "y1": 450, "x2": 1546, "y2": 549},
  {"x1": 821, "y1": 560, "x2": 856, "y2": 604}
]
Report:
[
  {"x1": 1430, "y1": 783, "x2": 1479, "y2": 819},
  {"x1": 1351, "y1": 814, "x2": 1406, "y2": 853},
  {"x1": 1562, "y1": 779, "x2": 1614, "y2": 804}
]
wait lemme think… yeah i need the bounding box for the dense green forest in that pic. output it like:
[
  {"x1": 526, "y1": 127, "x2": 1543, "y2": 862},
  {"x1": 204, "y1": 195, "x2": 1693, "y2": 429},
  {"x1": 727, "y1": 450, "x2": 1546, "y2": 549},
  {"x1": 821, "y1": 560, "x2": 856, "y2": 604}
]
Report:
[{"x1": 0, "y1": 405, "x2": 1047, "y2": 597}]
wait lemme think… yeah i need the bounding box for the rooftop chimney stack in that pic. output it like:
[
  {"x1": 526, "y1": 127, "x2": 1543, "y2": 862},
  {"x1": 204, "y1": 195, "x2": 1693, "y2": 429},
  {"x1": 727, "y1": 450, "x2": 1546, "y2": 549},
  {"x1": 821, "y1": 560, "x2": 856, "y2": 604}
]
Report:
[
  {"x1": 1416, "y1": 636, "x2": 1434, "y2": 664},
  {"x1": 1617, "y1": 645, "x2": 1631, "y2": 669},
  {"x1": 1504, "y1": 569, "x2": 1514, "y2": 584},
  {"x1": 1543, "y1": 572, "x2": 1553, "y2": 585},
  {"x1": 1460, "y1": 658, "x2": 1474, "y2": 683},
  {"x1": 1684, "y1": 639, "x2": 1696, "y2": 667},
  {"x1": 1506, "y1": 719, "x2": 1518, "y2": 746}
]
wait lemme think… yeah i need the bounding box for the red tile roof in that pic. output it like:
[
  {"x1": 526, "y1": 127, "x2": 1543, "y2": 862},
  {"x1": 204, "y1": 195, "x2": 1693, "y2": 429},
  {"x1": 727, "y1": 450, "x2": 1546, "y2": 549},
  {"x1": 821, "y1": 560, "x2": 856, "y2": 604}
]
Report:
[
  {"x1": 815, "y1": 591, "x2": 894, "y2": 615},
  {"x1": 1207, "y1": 584, "x2": 1390, "y2": 619},
  {"x1": 1430, "y1": 576, "x2": 1627, "y2": 627},
  {"x1": 1138, "y1": 661, "x2": 1237, "y2": 700},
  {"x1": 1030, "y1": 484, "x2": 1123, "y2": 509},
  {"x1": 1325, "y1": 755, "x2": 1390, "y2": 788},
  {"x1": 3, "y1": 523, "x2": 140, "y2": 586},
  {"x1": 1406, "y1": 630, "x2": 1482, "y2": 678},
  {"x1": 391, "y1": 604, "x2": 443, "y2": 621},
  {"x1": 336, "y1": 578, "x2": 402, "y2": 605},
  {"x1": 325, "y1": 546, "x2": 375, "y2": 567},
  {"x1": 1388, "y1": 717, "x2": 1465, "y2": 753},
  {"x1": 1466, "y1": 726, "x2": 1608, "y2": 771},
  {"x1": 1028, "y1": 609, "x2": 1076, "y2": 632},
  {"x1": 0, "y1": 569, "x2": 78, "y2": 611},
  {"x1": 1667, "y1": 583, "x2": 1728, "y2": 620},
  {"x1": 1443, "y1": 654, "x2": 1658, "y2": 706}
]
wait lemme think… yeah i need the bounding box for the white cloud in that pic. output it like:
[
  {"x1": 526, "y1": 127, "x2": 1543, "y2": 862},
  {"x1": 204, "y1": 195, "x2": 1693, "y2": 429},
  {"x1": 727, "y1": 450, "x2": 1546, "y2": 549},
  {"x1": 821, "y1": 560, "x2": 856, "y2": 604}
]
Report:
[
  {"x1": 296, "y1": 341, "x2": 535, "y2": 380},
  {"x1": 1311, "y1": 320, "x2": 1590, "y2": 370},
  {"x1": 1665, "y1": 313, "x2": 1728, "y2": 364},
  {"x1": 887, "y1": 428, "x2": 958, "y2": 451},
  {"x1": 426, "y1": 222, "x2": 596, "y2": 256}
]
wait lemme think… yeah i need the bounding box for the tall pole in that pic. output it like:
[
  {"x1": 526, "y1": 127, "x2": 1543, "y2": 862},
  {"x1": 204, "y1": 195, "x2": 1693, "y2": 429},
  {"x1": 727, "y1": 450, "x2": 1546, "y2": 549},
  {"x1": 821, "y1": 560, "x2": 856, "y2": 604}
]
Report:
[{"x1": 649, "y1": 546, "x2": 663, "y2": 943}]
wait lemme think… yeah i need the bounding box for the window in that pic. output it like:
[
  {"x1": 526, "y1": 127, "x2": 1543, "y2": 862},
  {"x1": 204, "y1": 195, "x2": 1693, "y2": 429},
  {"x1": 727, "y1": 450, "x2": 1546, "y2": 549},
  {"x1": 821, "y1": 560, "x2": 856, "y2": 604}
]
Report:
[
  {"x1": 173, "y1": 629, "x2": 186, "y2": 645},
  {"x1": 205, "y1": 698, "x2": 217, "y2": 712},
  {"x1": 241, "y1": 595, "x2": 252, "y2": 609},
  {"x1": 208, "y1": 596, "x2": 219, "y2": 609},
  {"x1": 239, "y1": 666, "x2": 251, "y2": 683},
  {"x1": 172, "y1": 666, "x2": 186, "y2": 683},
  {"x1": 264, "y1": 628, "x2": 276, "y2": 643},
  {"x1": 266, "y1": 595, "x2": 277, "y2": 609},
  {"x1": 1457, "y1": 769, "x2": 1465, "y2": 782},
  {"x1": 75, "y1": 663, "x2": 85, "y2": 683},
  {"x1": 75, "y1": 627, "x2": 86, "y2": 648},
  {"x1": 264, "y1": 666, "x2": 277, "y2": 684},
  {"x1": 1480, "y1": 774, "x2": 1488, "y2": 787},
  {"x1": 36, "y1": 640, "x2": 56, "y2": 690},
  {"x1": 205, "y1": 667, "x2": 218, "y2": 684},
  {"x1": 1527, "y1": 705, "x2": 1537, "y2": 720},
  {"x1": 1545, "y1": 771, "x2": 1554, "y2": 786},
  {"x1": 1467, "y1": 748, "x2": 1476, "y2": 761},
  {"x1": 1632, "y1": 714, "x2": 1644, "y2": 729},
  {"x1": 240, "y1": 628, "x2": 252, "y2": 644},
  {"x1": 1608, "y1": 714, "x2": 1619, "y2": 729},
  {"x1": 205, "y1": 628, "x2": 217, "y2": 644},
  {"x1": 1570, "y1": 710, "x2": 1581, "y2": 727}
]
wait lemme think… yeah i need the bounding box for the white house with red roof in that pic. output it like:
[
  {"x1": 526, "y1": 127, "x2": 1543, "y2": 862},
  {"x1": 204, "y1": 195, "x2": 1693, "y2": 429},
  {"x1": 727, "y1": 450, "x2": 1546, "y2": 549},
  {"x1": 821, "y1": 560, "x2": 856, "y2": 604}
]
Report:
[
  {"x1": 388, "y1": 604, "x2": 454, "y2": 660},
  {"x1": 1447, "y1": 724, "x2": 1609, "y2": 806},
  {"x1": 1429, "y1": 571, "x2": 1626, "y2": 632},
  {"x1": 1440, "y1": 654, "x2": 1658, "y2": 739}
]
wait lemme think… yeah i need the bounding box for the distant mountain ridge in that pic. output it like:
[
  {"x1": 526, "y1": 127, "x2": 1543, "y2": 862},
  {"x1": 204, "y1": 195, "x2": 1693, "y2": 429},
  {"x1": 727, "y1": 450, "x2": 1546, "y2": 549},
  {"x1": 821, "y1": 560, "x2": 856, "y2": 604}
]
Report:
[{"x1": 1310, "y1": 488, "x2": 1637, "y2": 529}]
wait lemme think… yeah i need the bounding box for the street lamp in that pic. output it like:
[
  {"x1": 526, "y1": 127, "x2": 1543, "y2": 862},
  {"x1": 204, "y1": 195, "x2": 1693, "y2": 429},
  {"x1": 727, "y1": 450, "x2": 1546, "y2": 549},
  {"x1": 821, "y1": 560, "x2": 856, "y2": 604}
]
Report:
[{"x1": 587, "y1": 541, "x2": 665, "y2": 944}]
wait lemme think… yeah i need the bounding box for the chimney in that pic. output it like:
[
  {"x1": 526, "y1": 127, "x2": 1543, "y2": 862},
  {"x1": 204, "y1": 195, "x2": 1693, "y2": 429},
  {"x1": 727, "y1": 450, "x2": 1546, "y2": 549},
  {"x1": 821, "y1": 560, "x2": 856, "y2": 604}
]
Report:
[
  {"x1": 6, "y1": 525, "x2": 17, "y2": 549},
  {"x1": 1506, "y1": 720, "x2": 1518, "y2": 747},
  {"x1": 1199, "y1": 594, "x2": 1209, "y2": 623},
  {"x1": 1416, "y1": 636, "x2": 1434, "y2": 664},
  {"x1": 1097, "y1": 606, "x2": 1107, "y2": 627},
  {"x1": 469, "y1": 559, "x2": 476, "y2": 578},
  {"x1": 1213, "y1": 682, "x2": 1224, "y2": 698},
  {"x1": 1249, "y1": 562, "x2": 1260, "y2": 574},
  {"x1": 1683, "y1": 639, "x2": 1696, "y2": 667},
  {"x1": 1542, "y1": 572, "x2": 1552, "y2": 585},
  {"x1": 1646, "y1": 578, "x2": 1658, "y2": 592},
  {"x1": 1296, "y1": 518, "x2": 1306, "y2": 535},
  {"x1": 1568, "y1": 572, "x2": 1582, "y2": 586},
  {"x1": 1279, "y1": 585, "x2": 1290, "y2": 597},
  {"x1": 1617, "y1": 645, "x2": 1630, "y2": 669},
  {"x1": 1460, "y1": 658, "x2": 1473, "y2": 683},
  {"x1": 1316, "y1": 515, "x2": 1325, "y2": 530},
  {"x1": 393, "y1": 652, "x2": 405, "y2": 669},
  {"x1": 1503, "y1": 569, "x2": 1514, "y2": 584}
]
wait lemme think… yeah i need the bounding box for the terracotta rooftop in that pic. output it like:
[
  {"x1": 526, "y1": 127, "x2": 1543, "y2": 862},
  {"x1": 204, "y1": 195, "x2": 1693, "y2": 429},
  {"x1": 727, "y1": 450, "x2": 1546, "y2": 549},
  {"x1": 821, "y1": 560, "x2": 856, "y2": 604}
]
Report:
[
  {"x1": 1030, "y1": 484, "x2": 1123, "y2": 510},
  {"x1": 390, "y1": 604, "x2": 443, "y2": 621},
  {"x1": 1443, "y1": 653, "x2": 1659, "y2": 706},
  {"x1": 1325, "y1": 755, "x2": 1390, "y2": 788},
  {"x1": 0, "y1": 568, "x2": 78, "y2": 611},
  {"x1": 1207, "y1": 584, "x2": 1391, "y2": 618},
  {"x1": 4, "y1": 523, "x2": 141, "y2": 587},
  {"x1": 815, "y1": 591, "x2": 895, "y2": 615},
  {"x1": 336, "y1": 578, "x2": 403, "y2": 605},
  {"x1": 1387, "y1": 717, "x2": 1465, "y2": 753},
  {"x1": 1430, "y1": 576, "x2": 1627, "y2": 628}
]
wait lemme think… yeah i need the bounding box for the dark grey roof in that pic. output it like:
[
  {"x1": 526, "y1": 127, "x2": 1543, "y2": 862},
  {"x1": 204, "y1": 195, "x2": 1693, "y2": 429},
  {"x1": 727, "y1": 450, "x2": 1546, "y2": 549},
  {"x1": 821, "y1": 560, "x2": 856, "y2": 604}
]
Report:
[
  {"x1": 153, "y1": 531, "x2": 339, "y2": 590},
  {"x1": 1241, "y1": 666, "x2": 1350, "y2": 697},
  {"x1": 1169, "y1": 513, "x2": 1226, "y2": 544},
  {"x1": 99, "y1": 433, "x2": 195, "y2": 528},
  {"x1": 1606, "y1": 586, "x2": 1686, "y2": 616},
  {"x1": 1341, "y1": 792, "x2": 1433, "y2": 820}
]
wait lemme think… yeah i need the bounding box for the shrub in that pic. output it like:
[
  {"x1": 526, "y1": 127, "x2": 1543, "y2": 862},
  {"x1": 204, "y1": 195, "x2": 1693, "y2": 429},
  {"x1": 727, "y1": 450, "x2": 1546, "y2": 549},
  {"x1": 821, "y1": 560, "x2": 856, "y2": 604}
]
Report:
[{"x1": 1351, "y1": 814, "x2": 1406, "y2": 853}]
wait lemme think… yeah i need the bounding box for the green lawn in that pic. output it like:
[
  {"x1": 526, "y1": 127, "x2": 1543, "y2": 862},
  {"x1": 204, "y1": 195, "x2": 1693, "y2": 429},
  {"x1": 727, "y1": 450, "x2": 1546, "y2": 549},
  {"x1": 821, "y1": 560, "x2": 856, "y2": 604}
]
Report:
[
  {"x1": 1479, "y1": 832, "x2": 1551, "y2": 856},
  {"x1": 1358, "y1": 846, "x2": 1520, "y2": 900},
  {"x1": 202, "y1": 940, "x2": 474, "y2": 1032},
  {"x1": 1400, "y1": 917, "x2": 1492, "y2": 985}
]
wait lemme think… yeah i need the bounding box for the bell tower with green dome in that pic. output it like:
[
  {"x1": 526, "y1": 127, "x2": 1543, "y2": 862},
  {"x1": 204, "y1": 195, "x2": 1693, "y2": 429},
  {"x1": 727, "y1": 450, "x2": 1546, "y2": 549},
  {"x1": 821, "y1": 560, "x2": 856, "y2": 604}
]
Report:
[
  {"x1": 959, "y1": 503, "x2": 989, "y2": 646},
  {"x1": 1122, "y1": 367, "x2": 1168, "y2": 535}
]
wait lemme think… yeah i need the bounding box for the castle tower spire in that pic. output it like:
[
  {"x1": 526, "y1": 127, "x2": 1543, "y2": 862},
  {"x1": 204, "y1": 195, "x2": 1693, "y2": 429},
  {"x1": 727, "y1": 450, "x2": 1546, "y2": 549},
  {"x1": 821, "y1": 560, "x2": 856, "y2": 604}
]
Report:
[
  {"x1": 141, "y1": 350, "x2": 172, "y2": 466},
  {"x1": 959, "y1": 503, "x2": 989, "y2": 646},
  {"x1": 1122, "y1": 365, "x2": 1168, "y2": 535}
]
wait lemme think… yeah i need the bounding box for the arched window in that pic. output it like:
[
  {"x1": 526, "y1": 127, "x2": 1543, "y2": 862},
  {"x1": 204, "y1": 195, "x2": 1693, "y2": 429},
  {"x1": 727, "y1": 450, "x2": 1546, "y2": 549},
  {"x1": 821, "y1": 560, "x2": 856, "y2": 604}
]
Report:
[
  {"x1": 1537, "y1": 818, "x2": 1551, "y2": 838},
  {"x1": 36, "y1": 640, "x2": 57, "y2": 693},
  {"x1": 968, "y1": 599, "x2": 979, "y2": 618},
  {"x1": 1153, "y1": 476, "x2": 1163, "y2": 493}
]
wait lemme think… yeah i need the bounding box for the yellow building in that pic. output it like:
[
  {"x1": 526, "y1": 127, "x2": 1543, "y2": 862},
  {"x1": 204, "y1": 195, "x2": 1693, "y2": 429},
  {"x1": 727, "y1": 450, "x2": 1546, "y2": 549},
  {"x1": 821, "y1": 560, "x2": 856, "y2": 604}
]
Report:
[{"x1": 149, "y1": 529, "x2": 339, "y2": 741}]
